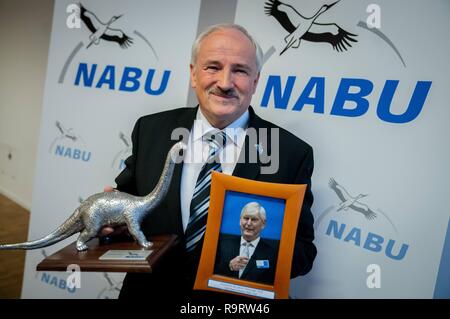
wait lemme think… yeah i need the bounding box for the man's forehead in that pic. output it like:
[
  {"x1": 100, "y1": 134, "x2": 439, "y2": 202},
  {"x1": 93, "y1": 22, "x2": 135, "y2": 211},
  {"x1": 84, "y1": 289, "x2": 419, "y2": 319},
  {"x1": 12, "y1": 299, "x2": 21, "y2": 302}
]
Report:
[
  {"x1": 198, "y1": 30, "x2": 255, "y2": 59},
  {"x1": 201, "y1": 58, "x2": 253, "y2": 69},
  {"x1": 242, "y1": 212, "x2": 261, "y2": 219},
  {"x1": 197, "y1": 50, "x2": 257, "y2": 72}
]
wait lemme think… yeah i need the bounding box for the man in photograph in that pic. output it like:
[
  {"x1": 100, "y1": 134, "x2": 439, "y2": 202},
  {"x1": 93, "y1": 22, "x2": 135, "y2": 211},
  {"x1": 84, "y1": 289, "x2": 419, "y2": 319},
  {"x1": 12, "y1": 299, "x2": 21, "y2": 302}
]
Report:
[{"x1": 214, "y1": 202, "x2": 279, "y2": 284}]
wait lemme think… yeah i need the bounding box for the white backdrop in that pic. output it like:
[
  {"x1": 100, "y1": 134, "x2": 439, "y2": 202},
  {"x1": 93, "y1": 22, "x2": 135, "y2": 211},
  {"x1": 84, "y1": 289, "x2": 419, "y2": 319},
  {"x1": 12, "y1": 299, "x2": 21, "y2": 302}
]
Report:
[
  {"x1": 22, "y1": 0, "x2": 449, "y2": 298},
  {"x1": 235, "y1": 0, "x2": 449, "y2": 298}
]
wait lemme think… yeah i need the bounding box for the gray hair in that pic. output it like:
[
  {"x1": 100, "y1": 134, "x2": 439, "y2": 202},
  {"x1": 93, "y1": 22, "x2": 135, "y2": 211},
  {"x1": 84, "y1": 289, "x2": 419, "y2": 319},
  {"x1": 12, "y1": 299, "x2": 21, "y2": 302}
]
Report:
[
  {"x1": 240, "y1": 202, "x2": 267, "y2": 223},
  {"x1": 190, "y1": 23, "x2": 263, "y2": 72}
]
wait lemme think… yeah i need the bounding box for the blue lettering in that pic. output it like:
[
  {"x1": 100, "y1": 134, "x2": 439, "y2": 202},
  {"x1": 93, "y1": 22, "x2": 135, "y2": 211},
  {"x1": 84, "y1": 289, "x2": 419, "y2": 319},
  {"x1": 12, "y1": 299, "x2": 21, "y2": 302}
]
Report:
[
  {"x1": 293, "y1": 77, "x2": 325, "y2": 113},
  {"x1": 81, "y1": 151, "x2": 91, "y2": 162},
  {"x1": 41, "y1": 273, "x2": 76, "y2": 293},
  {"x1": 73, "y1": 63, "x2": 173, "y2": 96},
  {"x1": 59, "y1": 279, "x2": 66, "y2": 290},
  {"x1": 344, "y1": 227, "x2": 361, "y2": 246},
  {"x1": 73, "y1": 149, "x2": 81, "y2": 160},
  {"x1": 259, "y1": 75, "x2": 431, "y2": 124},
  {"x1": 55, "y1": 145, "x2": 64, "y2": 156},
  {"x1": 95, "y1": 65, "x2": 115, "y2": 90},
  {"x1": 331, "y1": 78, "x2": 373, "y2": 117},
  {"x1": 325, "y1": 219, "x2": 346, "y2": 239},
  {"x1": 41, "y1": 272, "x2": 51, "y2": 284},
  {"x1": 119, "y1": 67, "x2": 142, "y2": 92},
  {"x1": 363, "y1": 232, "x2": 384, "y2": 252},
  {"x1": 64, "y1": 147, "x2": 72, "y2": 158},
  {"x1": 261, "y1": 75, "x2": 296, "y2": 109},
  {"x1": 377, "y1": 80, "x2": 432, "y2": 124},
  {"x1": 54, "y1": 146, "x2": 91, "y2": 162},
  {"x1": 74, "y1": 63, "x2": 97, "y2": 87},
  {"x1": 144, "y1": 69, "x2": 171, "y2": 95},
  {"x1": 325, "y1": 219, "x2": 409, "y2": 260},
  {"x1": 385, "y1": 240, "x2": 409, "y2": 260},
  {"x1": 50, "y1": 276, "x2": 58, "y2": 287}
]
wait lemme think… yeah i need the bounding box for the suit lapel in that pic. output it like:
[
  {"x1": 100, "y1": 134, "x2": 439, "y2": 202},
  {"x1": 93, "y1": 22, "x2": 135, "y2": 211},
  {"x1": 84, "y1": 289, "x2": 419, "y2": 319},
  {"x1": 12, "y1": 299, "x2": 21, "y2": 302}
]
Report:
[
  {"x1": 166, "y1": 106, "x2": 269, "y2": 236},
  {"x1": 232, "y1": 106, "x2": 270, "y2": 180},
  {"x1": 242, "y1": 239, "x2": 266, "y2": 278},
  {"x1": 166, "y1": 107, "x2": 198, "y2": 236}
]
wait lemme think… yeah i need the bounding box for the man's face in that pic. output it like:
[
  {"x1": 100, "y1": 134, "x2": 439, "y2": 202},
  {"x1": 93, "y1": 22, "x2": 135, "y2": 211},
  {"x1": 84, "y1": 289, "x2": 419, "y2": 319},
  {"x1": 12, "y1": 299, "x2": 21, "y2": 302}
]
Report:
[
  {"x1": 240, "y1": 212, "x2": 265, "y2": 242},
  {"x1": 190, "y1": 28, "x2": 260, "y2": 129}
]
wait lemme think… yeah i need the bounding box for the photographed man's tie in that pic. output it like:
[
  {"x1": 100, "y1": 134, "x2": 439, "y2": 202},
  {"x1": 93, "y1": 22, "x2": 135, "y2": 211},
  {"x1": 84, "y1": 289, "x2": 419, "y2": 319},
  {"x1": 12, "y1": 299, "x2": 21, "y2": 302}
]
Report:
[{"x1": 239, "y1": 241, "x2": 253, "y2": 277}]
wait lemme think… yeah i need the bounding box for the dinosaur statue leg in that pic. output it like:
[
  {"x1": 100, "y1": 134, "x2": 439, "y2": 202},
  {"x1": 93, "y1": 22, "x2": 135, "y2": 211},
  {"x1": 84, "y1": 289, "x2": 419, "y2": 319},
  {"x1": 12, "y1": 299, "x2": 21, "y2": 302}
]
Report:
[
  {"x1": 76, "y1": 229, "x2": 96, "y2": 251},
  {"x1": 127, "y1": 221, "x2": 153, "y2": 249}
]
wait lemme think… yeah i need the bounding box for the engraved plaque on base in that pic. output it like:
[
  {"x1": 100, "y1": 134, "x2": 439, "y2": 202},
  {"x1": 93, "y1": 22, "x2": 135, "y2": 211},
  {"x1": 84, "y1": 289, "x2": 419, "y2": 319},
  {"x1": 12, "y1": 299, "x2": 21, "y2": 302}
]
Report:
[{"x1": 36, "y1": 234, "x2": 178, "y2": 273}]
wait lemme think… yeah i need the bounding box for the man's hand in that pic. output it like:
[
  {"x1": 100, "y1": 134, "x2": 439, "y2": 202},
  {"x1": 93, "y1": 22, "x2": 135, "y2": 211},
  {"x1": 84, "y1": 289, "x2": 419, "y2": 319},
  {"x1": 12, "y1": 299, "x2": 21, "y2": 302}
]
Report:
[
  {"x1": 98, "y1": 186, "x2": 129, "y2": 238},
  {"x1": 229, "y1": 256, "x2": 249, "y2": 271},
  {"x1": 103, "y1": 186, "x2": 115, "y2": 193}
]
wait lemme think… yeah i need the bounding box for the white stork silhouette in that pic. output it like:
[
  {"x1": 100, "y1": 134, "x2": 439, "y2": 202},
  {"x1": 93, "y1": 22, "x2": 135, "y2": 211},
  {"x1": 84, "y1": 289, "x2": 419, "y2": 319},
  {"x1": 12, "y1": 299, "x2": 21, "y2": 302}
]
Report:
[
  {"x1": 79, "y1": 3, "x2": 133, "y2": 49},
  {"x1": 55, "y1": 121, "x2": 78, "y2": 141},
  {"x1": 329, "y1": 178, "x2": 377, "y2": 220},
  {"x1": 265, "y1": 0, "x2": 357, "y2": 55}
]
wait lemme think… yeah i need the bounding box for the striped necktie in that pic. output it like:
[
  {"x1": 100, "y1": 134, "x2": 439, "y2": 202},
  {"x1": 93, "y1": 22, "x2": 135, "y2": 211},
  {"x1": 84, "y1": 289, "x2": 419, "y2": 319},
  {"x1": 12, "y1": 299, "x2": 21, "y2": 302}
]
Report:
[
  {"x1": 185, "y1": 130, "x2": 227, "y2": 252},
  {"x1": 239, "y1": 241, "x2": 253, "y2": 278}
]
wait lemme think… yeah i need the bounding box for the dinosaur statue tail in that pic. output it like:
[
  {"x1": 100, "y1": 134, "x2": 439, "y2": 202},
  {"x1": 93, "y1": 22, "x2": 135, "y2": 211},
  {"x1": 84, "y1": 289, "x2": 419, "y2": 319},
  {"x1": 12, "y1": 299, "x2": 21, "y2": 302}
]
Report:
[{"x1": 0, "y1": 208, "x2": 84, "y2": 250}]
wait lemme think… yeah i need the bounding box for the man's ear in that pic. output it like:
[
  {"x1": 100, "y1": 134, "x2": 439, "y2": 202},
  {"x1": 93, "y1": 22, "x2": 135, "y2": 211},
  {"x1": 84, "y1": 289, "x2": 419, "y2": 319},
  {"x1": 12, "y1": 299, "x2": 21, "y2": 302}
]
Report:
[{"x1": 190, "y1": 64, "x2": 197, "y2": 89}]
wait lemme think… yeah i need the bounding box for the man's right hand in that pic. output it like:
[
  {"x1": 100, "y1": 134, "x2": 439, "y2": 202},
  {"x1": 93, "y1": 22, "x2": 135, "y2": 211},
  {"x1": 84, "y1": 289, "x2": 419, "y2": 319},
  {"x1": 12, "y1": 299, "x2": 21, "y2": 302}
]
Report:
[{"x1": 229, "y1": 256, "x2": 249, "y2": 271}]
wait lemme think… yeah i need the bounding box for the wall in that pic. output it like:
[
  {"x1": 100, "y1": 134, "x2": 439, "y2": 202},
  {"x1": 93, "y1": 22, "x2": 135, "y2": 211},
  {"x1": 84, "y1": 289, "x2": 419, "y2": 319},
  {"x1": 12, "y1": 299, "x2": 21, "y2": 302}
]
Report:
[{"x1": 0, "y1": 0, "x2": 54, "y2": 209}]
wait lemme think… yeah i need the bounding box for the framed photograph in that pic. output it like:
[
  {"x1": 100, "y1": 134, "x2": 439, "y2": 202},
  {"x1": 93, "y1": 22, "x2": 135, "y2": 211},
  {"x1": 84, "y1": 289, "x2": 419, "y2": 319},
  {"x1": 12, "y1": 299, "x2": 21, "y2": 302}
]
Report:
[{"x1": 193, "y1": 171, "x2": 306, "y2": 299}]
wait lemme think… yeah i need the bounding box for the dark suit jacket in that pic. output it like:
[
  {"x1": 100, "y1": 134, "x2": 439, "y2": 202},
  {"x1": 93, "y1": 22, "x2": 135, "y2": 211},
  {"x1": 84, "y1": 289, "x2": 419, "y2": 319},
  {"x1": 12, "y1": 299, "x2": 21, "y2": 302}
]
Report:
[
  {"x1": 214, "y1": 234, "x2": 279, "y2": 285},
  {"x1": 115, "y1": 106, "x2": 316, "y2": 299}
]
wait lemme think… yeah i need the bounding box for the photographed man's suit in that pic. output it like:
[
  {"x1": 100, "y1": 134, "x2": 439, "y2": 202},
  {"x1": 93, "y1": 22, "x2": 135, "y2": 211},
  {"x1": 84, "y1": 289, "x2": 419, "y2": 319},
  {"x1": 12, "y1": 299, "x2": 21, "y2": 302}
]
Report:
[
  {"x1": 214, "y1": 234, "x2": 279, "y2": 285},
  {"x1": 115, "y1": 106, "x2": 316, "y2": 299}
]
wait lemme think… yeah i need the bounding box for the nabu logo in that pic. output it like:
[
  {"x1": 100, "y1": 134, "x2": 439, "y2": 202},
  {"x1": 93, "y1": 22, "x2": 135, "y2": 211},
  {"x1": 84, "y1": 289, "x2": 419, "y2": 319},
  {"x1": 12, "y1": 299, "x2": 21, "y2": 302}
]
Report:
[
  {"x1": 316, "y1": 177, "x2": 409, "y2": 261},
  {"x1": 59, "y1": 3, "x2": 166, "y2": 96},
  {"x1": 49, "y1": 121, "x2": 91, "y2": 162},
  {"x1": 36, "y1": 249, "x2": 77, "y2": 294}
]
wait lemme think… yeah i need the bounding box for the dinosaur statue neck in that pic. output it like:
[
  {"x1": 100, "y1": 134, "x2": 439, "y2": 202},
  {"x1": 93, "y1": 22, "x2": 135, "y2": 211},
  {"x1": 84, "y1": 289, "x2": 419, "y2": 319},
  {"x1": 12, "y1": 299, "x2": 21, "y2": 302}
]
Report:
[{"x1": 141, "y1": 148, "x2": 179, "y2": 212}]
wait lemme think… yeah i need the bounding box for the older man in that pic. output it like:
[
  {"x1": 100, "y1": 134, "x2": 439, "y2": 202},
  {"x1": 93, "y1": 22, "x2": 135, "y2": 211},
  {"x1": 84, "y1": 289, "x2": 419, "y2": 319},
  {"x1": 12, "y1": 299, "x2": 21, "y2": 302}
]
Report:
[
  {"x1": 112, "y1": 23, "x2": 316, "y2": 299},
  {"x1": 214, "y1": 202, "x2": 279, "y2": 285}
]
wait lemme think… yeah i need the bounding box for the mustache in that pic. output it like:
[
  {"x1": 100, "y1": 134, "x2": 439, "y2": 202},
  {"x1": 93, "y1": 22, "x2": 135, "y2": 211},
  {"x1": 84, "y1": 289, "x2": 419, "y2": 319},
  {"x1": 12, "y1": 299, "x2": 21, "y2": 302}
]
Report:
[{"x1": 208, "y1": 87, "x2": 238, "y2": 98}]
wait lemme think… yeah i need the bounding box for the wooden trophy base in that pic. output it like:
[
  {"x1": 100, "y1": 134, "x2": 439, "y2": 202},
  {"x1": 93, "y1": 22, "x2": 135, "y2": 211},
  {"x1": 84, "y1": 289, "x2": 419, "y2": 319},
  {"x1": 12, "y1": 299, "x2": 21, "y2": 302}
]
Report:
[{"x1": 36, "y1": 234, "x2": 178, "y2": 273}]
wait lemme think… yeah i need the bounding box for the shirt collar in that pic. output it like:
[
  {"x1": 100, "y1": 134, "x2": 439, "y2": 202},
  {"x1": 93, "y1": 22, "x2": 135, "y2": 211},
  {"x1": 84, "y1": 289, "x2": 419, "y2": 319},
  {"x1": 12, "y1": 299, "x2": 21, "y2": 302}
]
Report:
[
  {"x1": 240, "y1": 236, "x2": 260, "y2": 248},
  {"x1": 193, "y1": 108, "x2": 249, "y2": 146}
]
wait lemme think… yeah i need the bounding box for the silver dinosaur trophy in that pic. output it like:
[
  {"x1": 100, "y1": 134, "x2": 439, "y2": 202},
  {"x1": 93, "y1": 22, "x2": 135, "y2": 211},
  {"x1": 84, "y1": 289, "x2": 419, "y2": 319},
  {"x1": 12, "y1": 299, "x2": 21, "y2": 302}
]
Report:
[{"x1": 0, "y1": 141, "x2": 186, "y2": 252}]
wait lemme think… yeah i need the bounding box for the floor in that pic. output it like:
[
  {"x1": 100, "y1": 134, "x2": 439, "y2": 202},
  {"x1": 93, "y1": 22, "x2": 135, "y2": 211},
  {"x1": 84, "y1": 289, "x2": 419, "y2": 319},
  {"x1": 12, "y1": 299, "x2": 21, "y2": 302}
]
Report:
[{"x1": 0, "y1": 193, "x2": 30, "y2": 298}]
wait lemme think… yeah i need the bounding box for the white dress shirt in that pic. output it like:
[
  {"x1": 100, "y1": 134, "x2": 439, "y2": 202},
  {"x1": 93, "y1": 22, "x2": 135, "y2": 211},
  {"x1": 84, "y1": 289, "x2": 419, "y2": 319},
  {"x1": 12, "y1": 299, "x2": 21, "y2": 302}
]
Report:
[
  {"x1": 239, "y1": 236, "x2": 260, "y2": 278},
  {"x1": 180, "y1": 108, "x2": 249, "y2": 232}
]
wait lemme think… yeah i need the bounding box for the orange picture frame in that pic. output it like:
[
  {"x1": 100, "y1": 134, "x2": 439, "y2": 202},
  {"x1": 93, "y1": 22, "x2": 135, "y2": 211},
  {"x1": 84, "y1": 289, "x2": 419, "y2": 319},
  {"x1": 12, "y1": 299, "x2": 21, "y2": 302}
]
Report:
[{"x1": 193, "y1": 171, "x2": 306, "y2": 299}]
